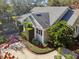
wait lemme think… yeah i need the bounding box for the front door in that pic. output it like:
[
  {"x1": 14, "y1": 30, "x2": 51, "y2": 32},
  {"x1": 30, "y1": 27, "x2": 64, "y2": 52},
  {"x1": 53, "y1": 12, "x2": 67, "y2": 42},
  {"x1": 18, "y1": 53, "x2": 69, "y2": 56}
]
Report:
[{"x1": 29, "y1": 27, "x2": 34, "y2": 42}]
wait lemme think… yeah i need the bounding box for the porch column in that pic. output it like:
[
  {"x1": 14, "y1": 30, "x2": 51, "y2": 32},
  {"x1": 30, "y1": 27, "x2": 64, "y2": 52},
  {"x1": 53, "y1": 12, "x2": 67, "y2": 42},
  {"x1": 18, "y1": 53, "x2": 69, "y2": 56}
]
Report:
[
  {"x1": 42, "y1": 29, "x2": 45, "y2": 46},
  {"x1": 34, "y1": 27, "x2": 36, "y2": 39}
]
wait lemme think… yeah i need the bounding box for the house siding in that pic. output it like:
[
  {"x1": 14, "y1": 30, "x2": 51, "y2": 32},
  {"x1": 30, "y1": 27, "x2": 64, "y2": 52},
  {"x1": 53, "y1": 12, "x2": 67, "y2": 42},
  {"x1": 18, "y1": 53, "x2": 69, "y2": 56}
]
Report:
[
  {"x1": 44, "y1": 29, "x2": 49, "y2": 42},
  {"x1": 73, "y1": 17, "x2": 79, "y2": 37},
  {"x1": 30, "y1": 15, "x2": 44, "y2": 44},
  {"x1": 36, "y1": 33, "x2": 42, "y2": 42},
  {"x1": 74, "y1": 17, "x2": 79, "y2": 25}
]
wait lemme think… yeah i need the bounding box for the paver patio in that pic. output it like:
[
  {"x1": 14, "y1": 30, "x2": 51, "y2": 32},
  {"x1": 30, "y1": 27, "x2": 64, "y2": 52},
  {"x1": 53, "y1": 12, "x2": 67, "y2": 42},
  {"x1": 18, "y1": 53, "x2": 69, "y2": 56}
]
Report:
[{"x1": 0, "y1": 42, "x2": 78, "y2": 59}]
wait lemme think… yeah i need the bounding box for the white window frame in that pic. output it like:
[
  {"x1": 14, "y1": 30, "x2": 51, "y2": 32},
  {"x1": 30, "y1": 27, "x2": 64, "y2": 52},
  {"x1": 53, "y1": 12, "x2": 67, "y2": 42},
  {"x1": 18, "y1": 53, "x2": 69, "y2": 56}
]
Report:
[
  {"x1": 36, "y1": 28, "x2": 42, "y2": 35},
  {"x1": 75, "y1": 24, "x2": 79, "y2": 34}
]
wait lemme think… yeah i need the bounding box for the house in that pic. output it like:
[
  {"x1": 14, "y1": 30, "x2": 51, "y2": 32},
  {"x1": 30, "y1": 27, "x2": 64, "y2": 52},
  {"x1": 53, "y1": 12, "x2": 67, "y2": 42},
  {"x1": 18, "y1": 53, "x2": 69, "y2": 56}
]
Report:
[
  {"x1": 0, "y1": 13, "x2": 19, "y2": 35},
  {"x1": 17, "y1": 7, "x2": 79, "y2": 46}
]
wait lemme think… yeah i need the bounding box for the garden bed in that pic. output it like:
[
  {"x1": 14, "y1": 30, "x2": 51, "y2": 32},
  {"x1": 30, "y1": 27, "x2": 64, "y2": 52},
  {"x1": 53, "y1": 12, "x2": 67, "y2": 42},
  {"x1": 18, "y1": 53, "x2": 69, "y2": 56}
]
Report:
[{"x1": 22, "y1": 40, "x2": 54, "y2": 54}]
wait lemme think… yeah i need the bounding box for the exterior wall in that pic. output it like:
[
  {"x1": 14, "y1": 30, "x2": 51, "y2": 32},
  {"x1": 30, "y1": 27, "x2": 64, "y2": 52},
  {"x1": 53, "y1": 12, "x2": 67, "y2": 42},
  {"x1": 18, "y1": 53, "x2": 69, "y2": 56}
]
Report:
[
  {"x1": 31, "y1": 15, "x2": 44, "y2": 44},
  {"x1": 44, "y1": 29, "x2": 49, "y2": 41},
  {"x1": 17, "y1": 14, "x2": 44, "y2": 44},
  {"x1": 74, "y1": 17, "x2": 79, "y2": 25},
  {"x1": 73, "y1": 17, "x2": 79, "y2": 37},
  {"x1": 36, "y1": 33, "x2": 42, "y2": 42}
]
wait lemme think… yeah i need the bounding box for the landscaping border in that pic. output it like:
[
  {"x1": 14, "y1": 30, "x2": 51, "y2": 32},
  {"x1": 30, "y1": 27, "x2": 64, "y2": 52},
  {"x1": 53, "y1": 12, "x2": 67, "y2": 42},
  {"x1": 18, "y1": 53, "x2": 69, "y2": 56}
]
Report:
[{"x1": 22, "y1": 40, "x2": 54, "y2": 54}]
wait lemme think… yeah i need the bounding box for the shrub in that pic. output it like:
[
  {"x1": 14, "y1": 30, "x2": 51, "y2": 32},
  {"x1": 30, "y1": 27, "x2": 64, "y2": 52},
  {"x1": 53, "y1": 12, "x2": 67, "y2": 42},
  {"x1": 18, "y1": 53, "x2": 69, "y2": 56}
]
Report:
[
  {"x1": 75, "y1": 49, "x2": 79, "y2": 54},
  {"x1": 54, "y1": 55, "x2": 61, "y2": 59},
  {"x1": 20, "y1": 32, "x2": 27, "y2": 40},
  {"x1": 57, "y1": 47, "x2": 62, "y2": 54},
  {"x1": 32, "y1": 39, "x2": 40, "y2": 45},
  {"x1": 48, "y1": 20, "x2": 75, "y2": 48},
  {"x1": 64, "y1": 54, "x2": 74, "y2": 59},
  {"x1": 31, "y1": 39, "x2": 43, "y2": 47}
]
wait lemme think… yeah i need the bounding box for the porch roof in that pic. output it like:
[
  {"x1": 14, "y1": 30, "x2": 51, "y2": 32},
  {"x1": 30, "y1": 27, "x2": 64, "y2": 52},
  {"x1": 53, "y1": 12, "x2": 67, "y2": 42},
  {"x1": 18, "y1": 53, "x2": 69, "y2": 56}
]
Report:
[{"x1": 16, "y1": 13, "x2": 31, "y2": 22}]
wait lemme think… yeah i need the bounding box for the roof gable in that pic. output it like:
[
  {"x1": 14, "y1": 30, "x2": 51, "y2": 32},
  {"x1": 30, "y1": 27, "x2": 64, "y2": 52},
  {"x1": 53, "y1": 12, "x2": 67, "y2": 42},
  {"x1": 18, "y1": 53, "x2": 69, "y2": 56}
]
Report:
[{"x1": 32, "y1": 12, "x2": 50, "y2": 28}]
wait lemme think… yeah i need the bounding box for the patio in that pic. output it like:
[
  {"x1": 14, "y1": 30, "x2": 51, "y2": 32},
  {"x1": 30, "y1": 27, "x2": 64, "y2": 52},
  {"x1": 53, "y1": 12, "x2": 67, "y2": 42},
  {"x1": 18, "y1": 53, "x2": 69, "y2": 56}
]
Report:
[
  {"x1": 0, "y1": 42, "x2": 26, "y2": 59},
  {"x1": 0, "y1": 41, "x2": 78, "y2": 59}
]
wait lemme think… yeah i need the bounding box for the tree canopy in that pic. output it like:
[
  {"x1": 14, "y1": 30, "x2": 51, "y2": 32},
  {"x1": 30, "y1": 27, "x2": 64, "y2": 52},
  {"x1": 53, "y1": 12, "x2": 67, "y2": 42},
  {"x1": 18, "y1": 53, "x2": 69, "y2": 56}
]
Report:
[
  {"x1": 47, "y1": 20, "x2": 75, "y2": 48},
  {"x1": 48, "y1": 0, "x2": 79, "y2": 6}
]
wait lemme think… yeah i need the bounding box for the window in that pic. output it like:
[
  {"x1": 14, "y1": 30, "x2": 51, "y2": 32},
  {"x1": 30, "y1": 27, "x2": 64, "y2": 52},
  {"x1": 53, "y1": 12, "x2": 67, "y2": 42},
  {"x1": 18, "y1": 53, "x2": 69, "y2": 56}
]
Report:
[
  {"x1": 40, "y1": 30, "x2": 42, "y2": 35},
  {"x1": 76, "y1": 25, "x2": 79, "y2": 33},
  {"x1": 36, "y1": 28, "x2": 38, "y2": 33},
  {"x1": 76, "y1": 26, "x2": 77, "y2": 32},
  {"x1": 36, "y1": 28, "x2": 42, "y2": 35},
  {"x1": 36, "y1": 14, "x2": 42, "y2": 16}
]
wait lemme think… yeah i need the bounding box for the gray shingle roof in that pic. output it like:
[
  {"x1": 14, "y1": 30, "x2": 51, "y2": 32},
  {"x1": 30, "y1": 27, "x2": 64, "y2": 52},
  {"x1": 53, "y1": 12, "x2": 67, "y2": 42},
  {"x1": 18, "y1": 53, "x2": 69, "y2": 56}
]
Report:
[
  {"x1": 17, "y1": 7, "x2": 77, "y2": 29},
  {"x1": 17, "y1": 13, "x2": 31, "y2": 22},
  {"x1": 32, "y1": 12, "x2": 50, "y2": 28},
  {"x1": 31, "y1": 7, "x2": 69, "y2": 26}
]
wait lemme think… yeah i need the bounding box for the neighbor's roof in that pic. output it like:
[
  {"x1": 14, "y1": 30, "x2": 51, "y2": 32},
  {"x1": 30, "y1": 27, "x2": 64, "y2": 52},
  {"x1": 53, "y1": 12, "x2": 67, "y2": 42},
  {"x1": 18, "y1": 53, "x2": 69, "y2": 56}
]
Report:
[
  {"x1": 61, "y1": 9, "x2": 74, "y2": 21},
  {"x1": 17, "y1": 13, "x2": 31, "y2": 22},
  {"x1": 67, "y1": 9, "x2": 79, "y2": 26},
  {"x1": 31, "y1": 7, "x2": 69, "y2": 25},
  {"x1": 32, "y1": 12, "x2": 50, "y2": 28}
]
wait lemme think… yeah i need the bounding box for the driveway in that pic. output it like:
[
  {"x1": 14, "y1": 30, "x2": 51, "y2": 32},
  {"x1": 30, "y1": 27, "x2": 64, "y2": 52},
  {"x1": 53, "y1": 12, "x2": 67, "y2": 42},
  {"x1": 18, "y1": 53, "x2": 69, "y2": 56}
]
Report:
[
  {"x1": 1, "y1": 42, "x2": 77, "y2": 59},
  {"x1": 1, "y1": 42, "x2": 65, "y2": 59}
]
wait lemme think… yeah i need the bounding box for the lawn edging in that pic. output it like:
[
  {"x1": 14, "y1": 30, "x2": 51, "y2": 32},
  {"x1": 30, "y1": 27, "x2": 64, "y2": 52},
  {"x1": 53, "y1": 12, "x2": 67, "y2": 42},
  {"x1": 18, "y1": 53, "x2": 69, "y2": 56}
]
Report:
[{"x1": 23, "y1": 40, "x2": 54, "y2": 54}]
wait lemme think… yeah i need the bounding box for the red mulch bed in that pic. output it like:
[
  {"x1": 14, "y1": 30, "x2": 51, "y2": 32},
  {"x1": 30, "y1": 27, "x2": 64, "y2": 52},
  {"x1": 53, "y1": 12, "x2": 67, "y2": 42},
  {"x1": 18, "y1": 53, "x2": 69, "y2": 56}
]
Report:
[
  {"x1": 67, "y1": 42, "x2": 79, "y2": 51},
  {"x1": 76, "y1": 56, "x2": 79, "y2": 59}
]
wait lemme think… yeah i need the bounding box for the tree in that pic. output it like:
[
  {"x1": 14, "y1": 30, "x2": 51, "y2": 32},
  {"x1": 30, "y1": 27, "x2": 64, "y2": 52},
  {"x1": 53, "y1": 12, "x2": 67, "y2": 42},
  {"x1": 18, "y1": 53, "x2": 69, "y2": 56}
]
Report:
[
  {"x1": 47, "y1": 0, "x2": 78, "y2": 6},
  {"x1": 0, "y1": 0, "x2": 4, "y2": 6},
  {"x1": 47, "y1": 20, "x2": 75, "y2": 48},
  {"x1": 0, "y1": 3, "x2": 14, "y2": 18},
  {"x1": 23, "y1": 18, "x2": 33, "y2": 31},
  {"x1": 10, "y1": 0, "x2": 33, "y2": 16},
  {"x1": 48, "y1": 0, "x2": 54, "y2": 6}
]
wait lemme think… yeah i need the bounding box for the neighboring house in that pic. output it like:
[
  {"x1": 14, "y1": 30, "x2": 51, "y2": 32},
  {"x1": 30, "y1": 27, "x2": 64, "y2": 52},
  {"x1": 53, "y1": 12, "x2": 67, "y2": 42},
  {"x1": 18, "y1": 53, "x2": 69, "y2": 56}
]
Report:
[
  {"x1": 17, "y1": 7, "x2": 79, "y2": 46},
  {"x1": 0, "y1": 16, "x2": 19, "y2": 35}
]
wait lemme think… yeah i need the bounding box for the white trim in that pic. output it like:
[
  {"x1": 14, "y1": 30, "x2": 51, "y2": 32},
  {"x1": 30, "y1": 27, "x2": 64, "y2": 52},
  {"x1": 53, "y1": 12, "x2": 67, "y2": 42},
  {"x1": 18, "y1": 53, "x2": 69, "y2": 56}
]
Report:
[
  {"x1": 29, "y1": 15, "x2": 44, "y2": 40},
  {"x1": 17, "y1": 13, "x2": 31, "y2": 23},
  {"x1": 41, "y1": 29, "x2": 45, "y2": 45},
  {"x1": 31, "y1": 15, "x2": 44, "y2": 30},
  {"x1": 74, "y1": 25, "x2": 79, "y2": 37},
  {"x1": 67, "y1": 11, "x2": 78, "y2": 26},
  {"x1": 34, "y1": 27, "x2": 36, "y2": 39},
  {"x1": 76, "y1": 24, "x2": 79, "y2": 26}
]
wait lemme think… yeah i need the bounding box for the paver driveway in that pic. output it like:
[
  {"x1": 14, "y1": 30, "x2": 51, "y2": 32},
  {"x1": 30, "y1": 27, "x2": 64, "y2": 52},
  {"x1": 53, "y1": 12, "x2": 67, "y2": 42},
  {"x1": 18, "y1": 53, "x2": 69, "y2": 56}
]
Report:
[
  {"x1": 1, "y1": 42, "x2": 78, "y2": 59},
  {"x1": 5, "y1": 42, "x2": 65, "y2": 59}
]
